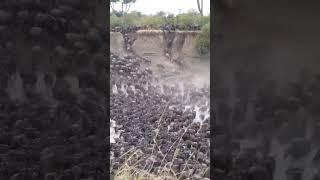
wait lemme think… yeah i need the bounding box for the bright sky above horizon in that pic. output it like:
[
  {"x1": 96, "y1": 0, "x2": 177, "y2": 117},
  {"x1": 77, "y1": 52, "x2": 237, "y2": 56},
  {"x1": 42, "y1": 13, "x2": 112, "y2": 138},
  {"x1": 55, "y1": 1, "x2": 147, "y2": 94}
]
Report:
[{"x1": 111, "y1": 0, "x2": 210, "y2": 16}]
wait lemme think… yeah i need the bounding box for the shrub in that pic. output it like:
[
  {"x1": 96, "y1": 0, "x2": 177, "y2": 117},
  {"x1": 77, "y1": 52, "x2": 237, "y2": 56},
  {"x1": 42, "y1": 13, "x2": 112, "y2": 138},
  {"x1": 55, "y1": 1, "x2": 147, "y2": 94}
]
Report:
[
  {"x1": 176, "y1": 13, "x2": 196, "y2": 27},
  {"x1": 110, "y1": 15, "x2": 122, "y2": 28},
  {"x1": 111, "y1": 10, "x2": 210, "y2": 30},
  {"x1": 195, "y1": 15, "x2": 210, "y2": 28},
  {"x1": 195, "y1": 23, "x2": 210, "y2": 55},
  {"x1": 126, "y1": 11, "x2": 143, "y2": 26},
  {"x1": 141, "y1": 15, "x2": 164, "y2": 28}
]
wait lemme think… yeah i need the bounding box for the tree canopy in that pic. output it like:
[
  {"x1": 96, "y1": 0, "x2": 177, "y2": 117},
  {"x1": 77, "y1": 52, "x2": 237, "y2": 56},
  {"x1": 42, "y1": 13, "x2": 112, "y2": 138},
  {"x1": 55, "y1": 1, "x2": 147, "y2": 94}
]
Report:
[{"x1": 110, "y1": 10, "x2": 210, "y2": 29}]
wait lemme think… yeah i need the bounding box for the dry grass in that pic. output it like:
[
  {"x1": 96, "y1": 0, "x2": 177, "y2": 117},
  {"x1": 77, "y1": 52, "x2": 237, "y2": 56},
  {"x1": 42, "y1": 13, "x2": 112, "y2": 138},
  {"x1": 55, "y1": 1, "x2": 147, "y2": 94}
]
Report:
[{"x1": 112, "y1": 149, "x2": 178, "y2": 180}]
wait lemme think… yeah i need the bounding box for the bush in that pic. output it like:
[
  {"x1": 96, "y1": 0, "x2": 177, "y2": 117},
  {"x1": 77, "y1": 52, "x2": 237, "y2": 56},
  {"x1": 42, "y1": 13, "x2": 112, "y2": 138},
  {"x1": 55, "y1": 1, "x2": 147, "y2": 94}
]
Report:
[
  {"x1": 195, "y1": 23, "x2": 210, "y2": 55},
  {"x1": 195, "y1": 15, "x2": 210, "y2": 28},
  {"x1": 175, "y1": 11, "x2": 210, "y2": 29},
  {"x1": 140, "y1": 15, "x2": 164, "y2": 28},
  {"x1": 126, "y1": 11, "x2": 143, "y2": 26},
  {"x1": 165, "y1": 14, "x2": 175, "y2": 24},
  {"x1": 110, "y1": 15, "x2": 122, "y2": 28},
  {"x1": 176, "y1": 13, "x2": 196, "y2": 27},
  {"x1": 110, "y1": 10, "x2": 210, "y2": 30}
]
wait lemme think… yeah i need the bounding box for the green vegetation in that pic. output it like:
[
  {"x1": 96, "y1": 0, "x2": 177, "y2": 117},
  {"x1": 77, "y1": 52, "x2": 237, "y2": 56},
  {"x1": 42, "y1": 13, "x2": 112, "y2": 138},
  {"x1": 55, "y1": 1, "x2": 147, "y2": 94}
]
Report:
[
  {"x1": 176, "y1": 10, "x2": 208, "y2": 27},
  {"x1": 110, "y1": 10, "x2": 210, "y2": 30},
  {"x1": 110, "y1": 14, "x2": 122, "y2": 27},
  {"x1": 110, "y1": 0, "x2": 137, "y2": 28},
  {"x1": 195, "y1": 23, "x2": 210, "y2": 55}
]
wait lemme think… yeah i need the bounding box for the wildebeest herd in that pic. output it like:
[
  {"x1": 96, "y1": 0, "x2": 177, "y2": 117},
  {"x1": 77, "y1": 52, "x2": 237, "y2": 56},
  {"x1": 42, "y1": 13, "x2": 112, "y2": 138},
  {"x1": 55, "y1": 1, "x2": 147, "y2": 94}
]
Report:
[
  {"x1": 0, "y1": 0, "x2": 107, "y2": 179},
  {"x1": 110, "y1": 24, "x2": 201, "y2": 33},
  {"x1": 110, "y1": 53, "x2": 210, "y2": 179},
  {"x1": 214, "y1": 69, "x2": 320, "y2": 180}
]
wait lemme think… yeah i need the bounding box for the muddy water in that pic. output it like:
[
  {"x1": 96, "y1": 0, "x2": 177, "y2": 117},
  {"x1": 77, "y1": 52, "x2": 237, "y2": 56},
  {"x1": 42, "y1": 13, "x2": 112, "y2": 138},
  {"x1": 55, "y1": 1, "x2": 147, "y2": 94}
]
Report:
[{"x1": 148, "y1": 56, "x2": 210, "y2": 86}]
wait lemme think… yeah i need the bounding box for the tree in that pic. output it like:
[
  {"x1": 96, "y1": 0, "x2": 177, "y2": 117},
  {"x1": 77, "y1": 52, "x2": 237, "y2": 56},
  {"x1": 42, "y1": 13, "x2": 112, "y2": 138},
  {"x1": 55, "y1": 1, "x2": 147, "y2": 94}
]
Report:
[
  {"x1": 130, "y1": 11, "x2": 142, "y2": 17},
  {"x1": 176, "y1": 12, "x2": 195, "y2": 27},
  {"x1": 156, "y1": 11, "x2": 166, "y2": 17},
  {"x1": 110, "y1": 0, "x2": 137, "y2": 28},
  {"x1": 164, "y1": 14, "x2": 175, "y2": 24},
  {"x1": 111, "y1": 10, "x2": 123, "y2": 17},
  {"x1": 197, "y1": 0, "x2": 203, "y2": 16},
  {"x1": 110, "y1": 0, "x2": 119, "y2": 12},
  {"x1": 126, "y1": 11, "x2": 142, "y2": 26}
]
